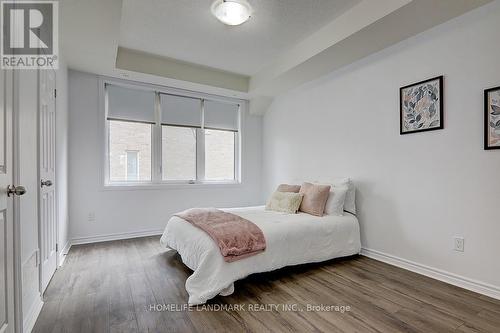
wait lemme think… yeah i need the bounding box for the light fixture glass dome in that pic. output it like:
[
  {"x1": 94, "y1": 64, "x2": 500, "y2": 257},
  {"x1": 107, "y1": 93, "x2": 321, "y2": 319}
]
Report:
[{"x1": 211, "y1": 0, "x2": 252, "y2": 26}]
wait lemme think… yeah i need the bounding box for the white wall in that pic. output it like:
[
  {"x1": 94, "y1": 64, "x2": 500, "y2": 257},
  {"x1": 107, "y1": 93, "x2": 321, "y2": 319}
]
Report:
[
  {"x1": 68, "y1": 70, "x2": 263, "y2": 241},
  {"x1": 263, "y1": 1, "x2": 500, "y2": 290},
  {"x1": 56, "y1": 60, "x2": 69, "y2": 260}
]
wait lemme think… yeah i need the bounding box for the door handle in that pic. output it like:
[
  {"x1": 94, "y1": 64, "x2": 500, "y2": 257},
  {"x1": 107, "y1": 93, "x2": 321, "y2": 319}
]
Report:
[
  {"x1": 7, "y1": 185, "x2": 26, "y2": 197},
  {"x1": 41, "y1": 179, "x2": 53, "y2": 188}
]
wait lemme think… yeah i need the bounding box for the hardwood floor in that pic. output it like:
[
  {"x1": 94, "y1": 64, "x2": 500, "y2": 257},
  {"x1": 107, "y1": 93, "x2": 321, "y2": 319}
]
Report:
[{"x1": 33, "y1": 236, "x2": 500, "y2": 333}]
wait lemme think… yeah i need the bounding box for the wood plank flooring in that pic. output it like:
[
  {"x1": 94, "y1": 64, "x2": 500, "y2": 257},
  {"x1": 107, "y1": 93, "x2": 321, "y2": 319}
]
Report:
[{"x1": 33, "y1": 236, "x2": 500, "y2": 333}]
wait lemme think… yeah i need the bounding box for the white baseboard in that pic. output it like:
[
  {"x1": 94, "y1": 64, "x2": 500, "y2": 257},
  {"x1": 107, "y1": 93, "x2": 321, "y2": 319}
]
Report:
[
  {"x1": 361, "y1": 247, "x2": 500, "y2": 300},
  {"x1": 23, "y1": 293, "x2": 43, "y2": 333},
  {"x1": 70, "y1": 228, "x2": 164, "y2": 247},
  {"x1": 58, "y1": 241, "x2": 71, "y2": 267}
]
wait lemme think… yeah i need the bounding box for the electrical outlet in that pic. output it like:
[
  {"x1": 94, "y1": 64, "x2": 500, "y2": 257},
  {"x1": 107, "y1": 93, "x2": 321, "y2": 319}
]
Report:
[
  {"x1": 454, "y1": 237, "x2": 464, "y2": 252},
  {"x1": 88, "y1": 212, "x2": 96, "y2": 222}
]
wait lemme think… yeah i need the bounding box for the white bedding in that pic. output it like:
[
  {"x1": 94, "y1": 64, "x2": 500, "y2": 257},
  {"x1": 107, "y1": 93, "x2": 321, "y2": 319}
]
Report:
[{"x1": 160, "y1": 206, "x2": 361, "y2": 305}]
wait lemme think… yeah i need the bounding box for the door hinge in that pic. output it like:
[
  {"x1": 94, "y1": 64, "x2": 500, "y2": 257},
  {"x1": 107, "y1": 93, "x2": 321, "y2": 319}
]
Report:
[
  {"x1": 54, "y1": 89, "x2": 57, "y2": 98},
  {"x1": 56, "y1": 243, "x2": 59, "y2": 252}
]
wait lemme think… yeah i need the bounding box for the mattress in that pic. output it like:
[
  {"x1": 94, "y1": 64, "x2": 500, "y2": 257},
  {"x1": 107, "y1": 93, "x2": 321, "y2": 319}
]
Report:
[{"x1": 160, "y1": 206, "x2": 361, "y2": 305}]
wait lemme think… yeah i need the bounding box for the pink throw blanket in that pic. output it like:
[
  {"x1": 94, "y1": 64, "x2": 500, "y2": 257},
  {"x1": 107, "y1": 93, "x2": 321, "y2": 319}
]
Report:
[{"x1": 174, "y1": 208, "x2": 266, "y2": 262}]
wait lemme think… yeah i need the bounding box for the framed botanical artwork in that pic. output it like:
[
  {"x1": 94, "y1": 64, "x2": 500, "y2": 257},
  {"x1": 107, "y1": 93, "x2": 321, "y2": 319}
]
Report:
[
  {"x1": 400, "y1": 76, "x2": 444, "y2": 135},
  {"x1": 485, "y1": 86, "x2": 500, "y2": 150}
]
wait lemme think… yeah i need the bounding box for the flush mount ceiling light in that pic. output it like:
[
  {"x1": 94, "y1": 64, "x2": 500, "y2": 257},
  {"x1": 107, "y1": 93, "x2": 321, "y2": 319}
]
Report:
[{"x1": 211, "y1": 0, "x2": 252, "y2": 26}]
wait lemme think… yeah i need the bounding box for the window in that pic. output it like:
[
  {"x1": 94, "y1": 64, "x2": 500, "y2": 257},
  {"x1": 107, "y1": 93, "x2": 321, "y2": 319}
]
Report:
[
  {"x1": 162, "y1": 126, "x2": 196, "y2": 181},
  {"x1": 104, "y1": 82, "x2": 241, "y2": 186},
  {"x1": 203, "y1": 100, "x2": 238, "y2": 181},
  {"x1": 106, "y1": 85, "x2": 155, "y2": 183},
  {"x1": 205, "y1": 129, "x2": 235, "y2": 180}
]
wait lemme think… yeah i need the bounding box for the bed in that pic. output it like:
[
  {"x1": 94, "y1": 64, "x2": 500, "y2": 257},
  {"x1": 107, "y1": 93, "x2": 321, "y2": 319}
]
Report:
[{"x1": 160, "y1": 205, "x2": 361, "y2": 305}]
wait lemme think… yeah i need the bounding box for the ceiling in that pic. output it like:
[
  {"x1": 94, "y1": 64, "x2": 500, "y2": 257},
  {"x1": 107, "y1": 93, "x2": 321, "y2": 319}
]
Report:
[
  {"x1": 119, "y1": 0, "x2": 360, "y2": 76},
  {"x1": 61, "y1": 0, "x2": 494, "y2": 113}
]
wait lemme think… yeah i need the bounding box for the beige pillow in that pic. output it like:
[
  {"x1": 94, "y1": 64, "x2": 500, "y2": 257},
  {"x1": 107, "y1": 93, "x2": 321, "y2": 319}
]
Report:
[
  {"x1": 276, "y1": 184, "x2": 301, "y2": 193},
  {"x1": 299, "y1": 182, "x2": 331, "y2": 216},
  {"x1": 266, "y1": 191, "x2": 303, "y2": 214}
]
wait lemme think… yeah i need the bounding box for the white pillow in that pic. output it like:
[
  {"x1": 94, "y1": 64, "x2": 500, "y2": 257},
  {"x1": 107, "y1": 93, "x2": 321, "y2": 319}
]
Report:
[
  {"x1": 332, "y1": 178, "x2": 356, "y2": 214},
  {"x1": 266, "y1": 191, "x2": 303, "y2": 214},
  {"x1": 314, "y1": 178, "x2": 356, "y2": 214},
  {"x1": 324, "y1": 186, "x2": 348, "y2": 216}
]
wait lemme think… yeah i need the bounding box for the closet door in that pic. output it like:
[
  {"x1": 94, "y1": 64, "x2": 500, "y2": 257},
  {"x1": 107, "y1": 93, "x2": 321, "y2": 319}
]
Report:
[
  {"x1": 0, "y1": 66, "x2": 17, "y2": 333},
  {"x1": 39, "y1": 69, "x2": 57, "y2": 293}
]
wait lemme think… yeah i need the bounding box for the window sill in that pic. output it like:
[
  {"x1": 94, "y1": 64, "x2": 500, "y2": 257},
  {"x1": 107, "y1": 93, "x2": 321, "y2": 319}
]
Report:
[{"x1": 101, "y1": 181, "x2": 243, "y2": 191}]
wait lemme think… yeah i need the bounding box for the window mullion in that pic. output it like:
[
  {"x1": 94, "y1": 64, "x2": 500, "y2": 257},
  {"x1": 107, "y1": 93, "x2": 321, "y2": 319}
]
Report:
[
  {"x1": 234, "y1": 131, "x2": 239, "y2": 182},
  {"x1": 196, "y1": 129, "x2": 205, "y2": 182},
  {"x1": 197, "y1": 99, "x2": 206, "y2": 182},
  {"x1": 236, "y1": 104, "x2": 242, "y2": 182},
  {"x1": 152, "y1": 92, "x2": 162, "y2": 183}
]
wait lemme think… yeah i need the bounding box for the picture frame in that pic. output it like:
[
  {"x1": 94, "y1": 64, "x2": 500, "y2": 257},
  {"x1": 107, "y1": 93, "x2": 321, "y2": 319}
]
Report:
[
  {"x1": 400, "y1": 76, "x2": 444, "y2": 135},
  {"x1": 484, "y1": 85, "x2": 500, "y2": 150}
]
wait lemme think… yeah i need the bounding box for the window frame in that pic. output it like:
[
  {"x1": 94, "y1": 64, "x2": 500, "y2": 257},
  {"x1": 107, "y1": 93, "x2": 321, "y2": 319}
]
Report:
[{"x1": 99, "y1": 77, "x2": 243, "y2": 189}]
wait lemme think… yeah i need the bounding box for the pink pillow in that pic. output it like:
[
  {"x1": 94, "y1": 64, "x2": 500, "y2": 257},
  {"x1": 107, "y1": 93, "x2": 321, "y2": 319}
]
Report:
[
  {"x1": 299, "y1": 182, "x2": 331, "y2": 216},
  {"x1": 276, "y1": 184, "x2": 301, "y2": 193}
]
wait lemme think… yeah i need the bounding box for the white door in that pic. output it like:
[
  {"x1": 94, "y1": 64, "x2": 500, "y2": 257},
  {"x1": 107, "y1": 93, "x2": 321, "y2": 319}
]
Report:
[
  {"x1": 39, "y1": 69, "x2": 57, "y2": 293},
  {"x1": 0, "y1": 68, "x2": 18, "y2": 332}
]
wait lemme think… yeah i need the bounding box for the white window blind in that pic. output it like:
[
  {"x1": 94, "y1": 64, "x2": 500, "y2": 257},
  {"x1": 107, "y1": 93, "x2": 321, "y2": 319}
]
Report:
[
  {"x1": 107, "y1": 84, "x2": 156, "y2": 124},
  {"x1": 204, "y1": 100, "x2": 239, "y2": 131},
  {"x1": 161, "y1": 94, "x2": 202, "y2": 128}
]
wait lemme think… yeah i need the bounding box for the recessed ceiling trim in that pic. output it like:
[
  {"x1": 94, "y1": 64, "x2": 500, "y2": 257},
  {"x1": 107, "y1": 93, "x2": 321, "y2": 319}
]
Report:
[
  {"x1": 249, "y1": 0, "x2": 493, "y2": 99},
  {"x1": 250, "y1": 0, "x2": 411, "y2": 93},
  {"x1": 116, "y1": 47, "x2": 250, "y2": 92},
  {"x1": 61, "y1": 0, "x2": 493, "y2": 115}
]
